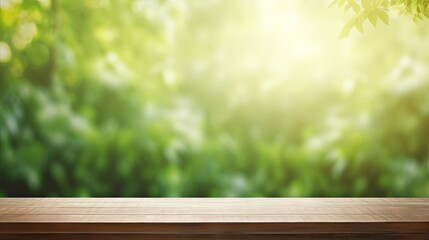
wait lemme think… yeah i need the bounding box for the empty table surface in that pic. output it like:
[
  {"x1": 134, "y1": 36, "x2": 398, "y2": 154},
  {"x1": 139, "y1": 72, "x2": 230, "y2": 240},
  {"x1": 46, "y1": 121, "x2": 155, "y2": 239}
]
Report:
[{"x1": 0, "y1": 198, "x2": 428, "y2": 239}]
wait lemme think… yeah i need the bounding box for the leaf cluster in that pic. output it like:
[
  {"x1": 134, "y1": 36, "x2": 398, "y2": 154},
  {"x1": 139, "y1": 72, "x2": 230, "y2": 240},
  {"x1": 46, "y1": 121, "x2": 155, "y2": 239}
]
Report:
[{"x1": 333, "y1": 0, "x2": 429, "y2": 38}]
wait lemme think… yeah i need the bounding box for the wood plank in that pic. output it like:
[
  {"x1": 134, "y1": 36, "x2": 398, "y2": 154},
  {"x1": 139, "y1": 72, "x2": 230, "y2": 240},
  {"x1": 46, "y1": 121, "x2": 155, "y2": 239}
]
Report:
[
  {"x1": 1, "y1": 222, "x2": 429, "y2": 234},
  {"x1": 1, "y1": 206, "x2": 428, "y2": 215},
  {"x1": 0, "y1": 214, "x2": 428, "y2": 222},
  {"x1": 0, "y1": 198, "x2": 427, "y2": 237},
  {"x1": 1, "y1": 233, "x2": 429, "y2": 240}
]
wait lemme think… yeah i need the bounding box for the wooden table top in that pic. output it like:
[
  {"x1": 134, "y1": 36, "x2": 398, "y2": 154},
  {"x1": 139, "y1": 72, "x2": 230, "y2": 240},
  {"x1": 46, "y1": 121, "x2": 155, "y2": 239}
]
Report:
[{"x1": 0, "y1": 198, "x2": 428, "y2": 235}]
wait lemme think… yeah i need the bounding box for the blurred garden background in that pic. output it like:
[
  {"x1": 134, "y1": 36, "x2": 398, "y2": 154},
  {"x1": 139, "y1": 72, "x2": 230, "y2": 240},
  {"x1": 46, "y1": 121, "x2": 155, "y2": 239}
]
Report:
[{"x1": 1, "y1": 0, "x2": 429, "y2": 197}]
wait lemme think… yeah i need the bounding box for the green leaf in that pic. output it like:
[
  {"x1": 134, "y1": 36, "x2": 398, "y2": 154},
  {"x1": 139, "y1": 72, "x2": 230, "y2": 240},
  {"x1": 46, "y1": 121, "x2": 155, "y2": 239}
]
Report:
[
  {"x1": 368, "y1": 12, "x2": 378, "y2": 26},
  {"x1": 376, "y1": 10, "x2": 389, "y2": 24},
  {"x1": 339, "y1": 19, "x2": 355, "y2": 39},
  {"x1": 329, "y1": 0, "x2": 346, "y2": 8},
  {"x1": 354, "y1": 18, "x2": 364, "y2": 32},
  {"x1": 361, "y1": 0, "x2": 372, "y2": 10},
  {"x1": 347, "y1": 0, "x2": 361, "y2": 13}
]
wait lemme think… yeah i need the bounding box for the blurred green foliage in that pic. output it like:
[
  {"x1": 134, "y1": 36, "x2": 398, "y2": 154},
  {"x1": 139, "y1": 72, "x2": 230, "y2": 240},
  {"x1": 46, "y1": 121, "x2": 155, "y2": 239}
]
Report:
[{"x1": 0, "y1": 0, "x2": 428, "y2": 197}]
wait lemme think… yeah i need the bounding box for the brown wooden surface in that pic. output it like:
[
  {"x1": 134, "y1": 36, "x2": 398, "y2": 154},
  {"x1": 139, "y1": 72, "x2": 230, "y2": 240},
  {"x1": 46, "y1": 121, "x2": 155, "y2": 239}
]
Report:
[
  {"x1": 2, "y1": 233, "x2": 429, "y2": 240},
  {"x1": 0, "y1": 198, "x2": 428, "y2": 239}
]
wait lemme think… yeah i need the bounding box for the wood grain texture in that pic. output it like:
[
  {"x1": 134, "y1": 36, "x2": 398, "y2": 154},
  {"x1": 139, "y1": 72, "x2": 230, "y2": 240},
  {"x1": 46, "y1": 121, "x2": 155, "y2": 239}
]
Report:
[
  {"x1": 0, "y1": 198, "x2": 428, "y2": 239},
  {"x1": 1, "y1": 233, "x2": 429, "y2": 240}
]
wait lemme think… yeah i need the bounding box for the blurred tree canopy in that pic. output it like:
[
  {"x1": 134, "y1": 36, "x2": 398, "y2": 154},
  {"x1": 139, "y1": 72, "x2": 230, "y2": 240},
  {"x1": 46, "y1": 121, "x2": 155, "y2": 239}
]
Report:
[{"x1": 0, "y1": 0, "x2": 428, "y2": 197}]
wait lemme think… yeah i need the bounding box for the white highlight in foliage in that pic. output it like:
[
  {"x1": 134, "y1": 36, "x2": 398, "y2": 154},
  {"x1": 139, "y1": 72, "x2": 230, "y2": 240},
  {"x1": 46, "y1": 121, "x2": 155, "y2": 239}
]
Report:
[
  {"x1": 0, "y1": 42, "x2": 12, "y2": 63},
  {"x1": 12, "y1": 22, "x2": 37, "y2": 49},
  {"x1": 342, "y1": 79, "x2": 355, "y2": 94}
]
